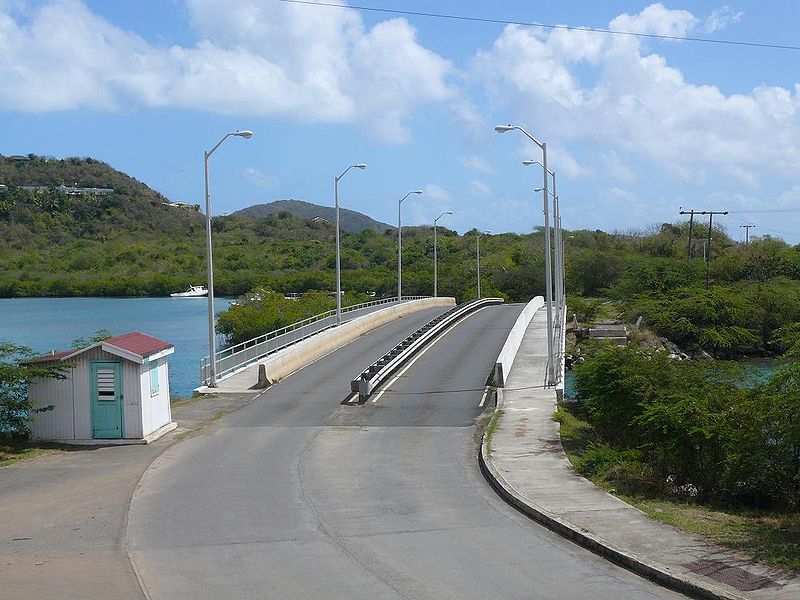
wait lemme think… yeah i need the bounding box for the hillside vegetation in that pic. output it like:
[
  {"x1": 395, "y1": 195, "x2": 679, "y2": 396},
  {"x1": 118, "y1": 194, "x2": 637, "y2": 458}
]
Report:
[
  {"x1": 3, "y1": 154, "x2": 800, "y2": 356},
  {"x1": 233, "y1": 199, "x2": 393, "y2": 233},
  {"x1": 0, "y1": 154, "x2": 547, "y2": 301}
]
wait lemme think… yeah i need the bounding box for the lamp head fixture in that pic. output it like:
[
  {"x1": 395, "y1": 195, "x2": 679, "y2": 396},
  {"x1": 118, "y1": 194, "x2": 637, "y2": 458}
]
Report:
[
  {"x1": 412, "y1": 189, "x2": 423, "y2": 194},
  {"x1": 354, "y1": 163, "x2": 367, "y2": 169},
  {"x1": 234, "y1": 130, "x2": 254, "y2": 139},
  {"x1": 494, "y1": 124, "x2": 515, "y2": 133}
]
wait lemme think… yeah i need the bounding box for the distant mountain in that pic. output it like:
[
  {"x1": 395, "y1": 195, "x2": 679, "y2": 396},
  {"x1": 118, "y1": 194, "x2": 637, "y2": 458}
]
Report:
[{"x1": 233, "y1": 199, "x2": 393, "y2": 233}]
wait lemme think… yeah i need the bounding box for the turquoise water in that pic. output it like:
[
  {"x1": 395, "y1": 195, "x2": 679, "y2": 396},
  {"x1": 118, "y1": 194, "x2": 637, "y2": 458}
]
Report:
[{"x1": 0, "y1": 297, "x2": 232, "y2": 398}]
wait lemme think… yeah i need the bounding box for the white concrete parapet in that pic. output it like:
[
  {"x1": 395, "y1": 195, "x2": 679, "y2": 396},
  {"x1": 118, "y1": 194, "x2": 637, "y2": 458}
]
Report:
[{"x1": 494, "y1": 296, "x2": 545, "y2": 387}]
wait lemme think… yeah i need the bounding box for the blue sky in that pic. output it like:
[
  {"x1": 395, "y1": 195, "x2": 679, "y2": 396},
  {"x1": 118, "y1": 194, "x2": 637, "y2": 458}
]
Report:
[{"x1": 1, "y1": 1, "x2": 799, "y2": 242}]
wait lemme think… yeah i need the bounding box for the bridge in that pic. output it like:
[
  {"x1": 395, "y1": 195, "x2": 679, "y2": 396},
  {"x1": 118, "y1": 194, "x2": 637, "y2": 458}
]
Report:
[
  {"x1": 5, "y1": 297, "x2": 791, "y2": 599},
  {"x1": 124, "y1": 298, "x2": 691, "y2": 599}
]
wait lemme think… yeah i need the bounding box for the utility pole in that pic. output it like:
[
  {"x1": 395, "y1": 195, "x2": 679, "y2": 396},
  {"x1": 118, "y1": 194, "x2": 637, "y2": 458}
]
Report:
[
  {"x1": 705, "y1": 210, "x2": 728, "y2": 287},
  {"x1": 679, "y1": 209, "x2": 697, "y2": 258},
  {"x1": 680, "y1": 209, "x2": 727, "y2": 283},
  {"x1": 740, "y1": 223, "x2": 755, "y2": 245}
]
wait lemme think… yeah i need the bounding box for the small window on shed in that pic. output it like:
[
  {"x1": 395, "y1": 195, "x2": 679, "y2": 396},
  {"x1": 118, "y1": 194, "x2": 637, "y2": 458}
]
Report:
[{"x1": 149, "y1": 360, "x2": 159, "y2": 397}]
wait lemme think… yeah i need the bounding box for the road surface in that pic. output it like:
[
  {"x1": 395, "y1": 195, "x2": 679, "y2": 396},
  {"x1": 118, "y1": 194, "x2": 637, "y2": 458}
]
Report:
[{"x1": 128, "y1": 305, "x2": 685, "y2": 599}]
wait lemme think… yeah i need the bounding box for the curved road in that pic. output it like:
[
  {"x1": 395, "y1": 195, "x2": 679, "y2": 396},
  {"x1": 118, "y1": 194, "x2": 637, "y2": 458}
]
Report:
[{"x1": 128, "y1": 305, "x2": 684, "y2": 599}]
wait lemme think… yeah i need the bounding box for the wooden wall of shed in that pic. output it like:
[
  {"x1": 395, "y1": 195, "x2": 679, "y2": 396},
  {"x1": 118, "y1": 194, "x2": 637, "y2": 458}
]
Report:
[
  {"x1": 139, "y1": 356, "x2": 172, "y2": 437},
  {"x1": 29, "y1": 348, "x2": 143, "y2": 440},
  {"x1": 29, "y1": 367, "x2": 76, "y2": 441}
]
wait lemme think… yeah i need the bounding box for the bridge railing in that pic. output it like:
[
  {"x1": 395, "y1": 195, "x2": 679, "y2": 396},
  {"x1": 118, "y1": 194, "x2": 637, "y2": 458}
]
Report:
[{"x1": 200, "y1": 296, "x2": 429, "y2": 385}]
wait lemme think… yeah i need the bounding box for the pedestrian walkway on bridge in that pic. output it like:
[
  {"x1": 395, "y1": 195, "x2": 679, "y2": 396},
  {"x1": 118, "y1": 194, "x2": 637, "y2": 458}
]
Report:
[{"x1": 482, "y1": 306, "x2": 800, "y2": 600}]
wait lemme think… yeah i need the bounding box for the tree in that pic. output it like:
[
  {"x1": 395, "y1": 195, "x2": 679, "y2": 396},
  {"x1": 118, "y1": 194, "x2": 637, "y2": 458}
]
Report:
[
  {"x1": 569, "y1": 249, "x2": 623, "y2": 295},
  {"x1": 71, "y1": 329, "x2": 112, "y2": 349},
  {"x1": 0, "y1": 341, "x2": 69, "y2": 439}
]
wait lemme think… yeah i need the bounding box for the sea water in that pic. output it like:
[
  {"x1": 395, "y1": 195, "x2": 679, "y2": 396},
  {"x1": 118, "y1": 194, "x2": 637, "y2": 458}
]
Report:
[{"x1": 0, "y1": 297, "x2": 233, "y2": 398}]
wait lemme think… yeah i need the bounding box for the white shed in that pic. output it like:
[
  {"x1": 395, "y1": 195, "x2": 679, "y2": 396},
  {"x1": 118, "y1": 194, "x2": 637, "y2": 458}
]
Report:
[{"x1": 26, "y1": 332, "x2": 177, "y2": 444}]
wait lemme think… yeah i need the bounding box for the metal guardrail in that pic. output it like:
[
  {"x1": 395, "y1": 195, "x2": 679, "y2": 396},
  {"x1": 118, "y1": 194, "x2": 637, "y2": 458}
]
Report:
[
  {"x1": 200, "y1": 296, "x2": 430, "y2": 385},
  {"x1": 351, "y1": 298, "x2": 504, "y2": 402}
]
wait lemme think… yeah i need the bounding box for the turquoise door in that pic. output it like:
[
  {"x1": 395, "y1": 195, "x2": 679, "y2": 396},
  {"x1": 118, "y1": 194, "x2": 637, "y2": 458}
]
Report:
[{"x1": 91, "y1": 361, "x2": 123, "y2": 439}]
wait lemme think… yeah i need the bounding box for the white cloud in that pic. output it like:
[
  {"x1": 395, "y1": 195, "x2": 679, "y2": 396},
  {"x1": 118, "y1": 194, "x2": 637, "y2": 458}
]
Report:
[
  {"x1": 547, "y1": 145, "x2": 584, "y2": 178},
  {"x1": 422, "y1": 183, "x2": 453, "y2": 202},
  {"x1": 0, "y1": 0, "x2": 453, "y2": 142},
  {"x1": 610, "y1": 3, "x2": 698, "y2": 38},
  {"x1": 472, "y1": 3, "x2": 800, "y2": 186},
  {"x1": 601, "y1": 151, "x2": 635, "y2": 183},
  {"x1": 459, "y1": 155, "x2": 494, "y2": 174},
  {"x1": 603, "y1": 187, "x2": 637, "y2": 203},
  {"x1": 777, "y1": 185, "x2": 800, "y2": 208},
  {"x1": 240, "y1": 167, "x2": 280, "y2": 190},
  {"x1": 705, "y1": 6, "x2": 744, "y2": 33},
  {"x1": 469, "y1": 179, "x2": 492, "y2": 197}
]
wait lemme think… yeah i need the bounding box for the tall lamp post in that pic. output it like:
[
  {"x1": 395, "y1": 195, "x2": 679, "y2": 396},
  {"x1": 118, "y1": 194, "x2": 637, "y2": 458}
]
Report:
[
  {"x1": 496, "y1": 124, "x2": 555, "y2": 385},
  {"x1": 526, "y1": 160, "x2": 564, "y2": 353},
  {"x1": 398, "y1": 189, "x2": 423, "y2": 301},
  {"x1": 433, "y1": 211, "x2": 452, "y2": 297},
  {"x1": 334, "y1": 163, "x2": 366, "y2": 325},
  {"x1": 477, "y1": 230, "x2": 491, "y2": 299},
  {"x1": 204, "y1": 130, "x2": 253, "y2": 387}
]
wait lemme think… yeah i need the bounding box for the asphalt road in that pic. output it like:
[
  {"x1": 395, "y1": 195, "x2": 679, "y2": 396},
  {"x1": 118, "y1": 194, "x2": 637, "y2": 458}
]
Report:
[{"x1": 127, "y1": 305, "x2": 686, "y2": 599}]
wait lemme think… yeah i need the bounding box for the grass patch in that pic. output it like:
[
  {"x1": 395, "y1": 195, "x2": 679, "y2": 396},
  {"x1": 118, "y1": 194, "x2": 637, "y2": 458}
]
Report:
[
  {"x1": 553, "y1": 403, "x2": 596, "y2": 456},
  {"x1": 555, "y1": 400, "x2": 800, "y2": 571},
  {"x1": 626, "y1": 497, "x2": 800, "y2": 571},
  {"x1": 595, "y1": 299, "x2": 623, "y2": 322},
  {"x1": 484, "y1": 409, "x2": 503, "y2": 452},
  {"x1": 0, "y1": 444, "x2": 60, "y2": 468},
  {"x1": 171, "y1": 394, "x2": 210, "y2": 407}
]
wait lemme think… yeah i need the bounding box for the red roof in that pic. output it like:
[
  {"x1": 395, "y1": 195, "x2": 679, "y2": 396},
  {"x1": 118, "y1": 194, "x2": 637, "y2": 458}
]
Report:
[
  {"x1": 23, "y1": 349, "x2": 74, "y2": 364},
  {"x1": 24, "y1": 332, "x2": 173, "y2": 364},
  {"x1": 104, "y1": 332, "x2": 173, "y2": 358}
]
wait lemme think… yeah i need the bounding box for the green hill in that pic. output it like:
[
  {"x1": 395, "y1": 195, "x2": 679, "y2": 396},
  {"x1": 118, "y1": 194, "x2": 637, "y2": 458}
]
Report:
[
  {"x1": 3, "y1": 154, "x2": 799, "y2": 361},
  {"x1": 232, "y1": 199, "x2": 393, "y2": 233},
  {"x1": 0, "y1": 154, "x2": 523, "y2": 301}
]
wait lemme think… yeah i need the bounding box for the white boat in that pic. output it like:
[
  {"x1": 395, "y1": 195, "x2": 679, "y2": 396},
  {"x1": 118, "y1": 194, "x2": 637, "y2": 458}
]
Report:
[{"x1": 170, "y1": 285, "x2": 208, "y2": 298}]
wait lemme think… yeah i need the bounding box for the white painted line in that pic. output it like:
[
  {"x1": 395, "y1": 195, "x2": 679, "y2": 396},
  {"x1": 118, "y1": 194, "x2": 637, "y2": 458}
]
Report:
[
  {"x1": 344, "y1": 392, "x2": 359, "y2": 404},
  {"x1": 370, "y1": 306, "x2": 491, "y2": 405},
  {"x1": 478, "y1": 386, "x2": 489, "y2": 408}
]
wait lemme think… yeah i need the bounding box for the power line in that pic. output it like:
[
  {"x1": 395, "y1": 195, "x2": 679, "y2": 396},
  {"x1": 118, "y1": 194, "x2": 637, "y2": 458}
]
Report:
[
  {"x1": 729, "y1": 215, "x2": 797, "y2": 240},
  {"x1": 276, "y1": 0, "x2": 800, "y2": 52},
  {"x1": 728, "y1": 209, "x2": 800, "y2": 214}
]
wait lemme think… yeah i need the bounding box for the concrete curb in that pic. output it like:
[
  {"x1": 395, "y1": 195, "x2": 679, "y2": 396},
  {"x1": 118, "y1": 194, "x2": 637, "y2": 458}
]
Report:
[{"x1": 478, "y1": 424, "x2": 745, "y2": 600}]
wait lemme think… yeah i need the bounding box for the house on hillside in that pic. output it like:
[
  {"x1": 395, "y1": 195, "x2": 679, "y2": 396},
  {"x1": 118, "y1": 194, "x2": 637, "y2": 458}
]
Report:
[{"x1": 25, "y1": 332, "x2": 177, "y2": 444}]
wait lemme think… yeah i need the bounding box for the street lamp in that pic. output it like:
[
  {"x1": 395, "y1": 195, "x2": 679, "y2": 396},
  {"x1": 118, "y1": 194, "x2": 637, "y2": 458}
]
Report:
[
  {"x1": 496, "y1": 124, "x2": 555, "y2": 385},
  {"x1": 477, "y1": 230, "x2": 491, "y2": 299},
  {"x1": 334, "y1": 163, "x2": 367, "y2": 325},
  {"x1": 398, "y1": 189, "x2": 423, "y2": 301},
  {"x1": 433, "y1": 211, "x2": 452, "y2": 298},
  {"x1": 204, "y1": 130, "x2": 253, "y2": 387},
  {"x1": 525, "y1": 160, "x2": 564, "y2": 363}
]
